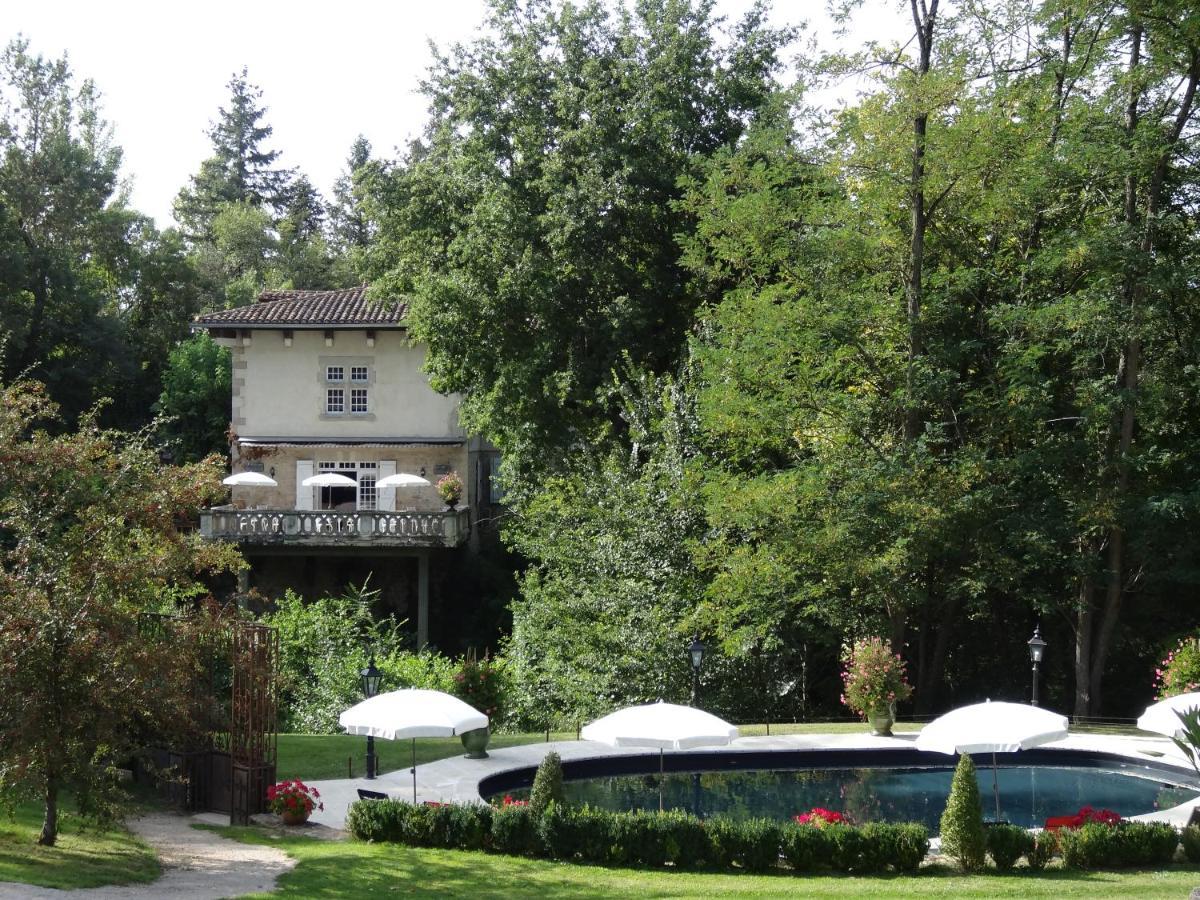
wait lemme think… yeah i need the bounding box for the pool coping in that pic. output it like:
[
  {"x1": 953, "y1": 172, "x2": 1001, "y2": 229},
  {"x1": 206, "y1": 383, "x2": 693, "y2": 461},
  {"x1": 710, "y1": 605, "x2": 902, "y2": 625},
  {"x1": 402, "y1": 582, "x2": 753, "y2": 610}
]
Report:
[{"x1": 305, "y1": 730, "x2": 1200, "y2": 831}]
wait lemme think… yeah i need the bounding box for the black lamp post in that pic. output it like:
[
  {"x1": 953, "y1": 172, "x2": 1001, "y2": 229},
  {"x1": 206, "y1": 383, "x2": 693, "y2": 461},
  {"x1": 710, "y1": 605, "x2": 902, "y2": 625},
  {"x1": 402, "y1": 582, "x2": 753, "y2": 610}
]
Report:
[
  {"x1": 689, "y1": 636, "x2": 705, "y2": 706},
  {"x1": 360, "y1": 656, "x2": 383, "y2": 778},
  {"x1": 1027, "y1": 627, "x2": 1047, "y2": 706}
]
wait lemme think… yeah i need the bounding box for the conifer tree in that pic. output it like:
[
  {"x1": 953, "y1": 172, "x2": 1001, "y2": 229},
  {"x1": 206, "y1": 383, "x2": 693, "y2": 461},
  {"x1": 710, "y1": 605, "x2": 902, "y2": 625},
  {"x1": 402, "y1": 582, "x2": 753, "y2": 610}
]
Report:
[{"x1": 939, "y1": 754, "x2": 986, "y2": 871}]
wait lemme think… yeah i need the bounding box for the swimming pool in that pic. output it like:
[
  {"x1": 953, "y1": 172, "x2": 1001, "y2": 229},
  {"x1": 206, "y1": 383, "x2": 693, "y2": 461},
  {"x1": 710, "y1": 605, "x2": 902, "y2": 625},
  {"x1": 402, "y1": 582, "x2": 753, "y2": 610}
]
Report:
[{"x1": 480, "y1": 747, "x2": 1199, "y2": 832}]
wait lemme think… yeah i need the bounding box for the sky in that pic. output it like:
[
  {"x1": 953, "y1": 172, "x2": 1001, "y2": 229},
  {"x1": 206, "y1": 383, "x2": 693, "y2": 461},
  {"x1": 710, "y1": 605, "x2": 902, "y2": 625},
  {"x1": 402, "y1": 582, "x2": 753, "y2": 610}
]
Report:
[{"x1": 7, "y1": 0, "x2": 905, "y2": 227}]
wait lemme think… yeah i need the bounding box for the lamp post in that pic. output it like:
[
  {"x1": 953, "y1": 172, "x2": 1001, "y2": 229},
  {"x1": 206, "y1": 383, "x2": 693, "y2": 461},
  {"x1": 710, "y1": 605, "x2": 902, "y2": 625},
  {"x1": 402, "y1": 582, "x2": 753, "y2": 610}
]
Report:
[
  {"x1": 689, "y1": 636, "x2": 705, "y2": 706},
  {"x1": 1027, "y1": 627, "x2": 1047, "y2": 707},
  {"x1": 360, "y1": 656, "x2": 383, "y2": 778}
]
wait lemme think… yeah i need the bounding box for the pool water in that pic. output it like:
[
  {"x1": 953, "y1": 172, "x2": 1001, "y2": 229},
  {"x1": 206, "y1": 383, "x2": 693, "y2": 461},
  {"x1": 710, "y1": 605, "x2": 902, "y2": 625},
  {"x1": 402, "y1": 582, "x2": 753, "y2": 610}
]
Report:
[{"x1": 493, "y1": 766, "x2": 1198, "y2": 832}]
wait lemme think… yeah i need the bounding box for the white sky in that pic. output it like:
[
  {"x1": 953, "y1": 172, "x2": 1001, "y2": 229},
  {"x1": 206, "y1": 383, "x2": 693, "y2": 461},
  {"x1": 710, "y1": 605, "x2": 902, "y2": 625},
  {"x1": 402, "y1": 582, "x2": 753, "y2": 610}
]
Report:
[{"x1": 7, "y1": 0, "x2": 905, "y2": 227}]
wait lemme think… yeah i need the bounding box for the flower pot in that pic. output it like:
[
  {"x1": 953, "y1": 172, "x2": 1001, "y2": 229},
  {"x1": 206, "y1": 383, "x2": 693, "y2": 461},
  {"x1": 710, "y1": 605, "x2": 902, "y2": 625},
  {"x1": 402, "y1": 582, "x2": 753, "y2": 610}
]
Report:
[
  {"x1": 867, "y1": 703, "x2": 896, "y2": 736},
  {"x1": 280, "y1": 808, "x2": 310, "y2": 826},
  {"x1": 460, "y1": 726, "x2": 490, "y2": 759}
]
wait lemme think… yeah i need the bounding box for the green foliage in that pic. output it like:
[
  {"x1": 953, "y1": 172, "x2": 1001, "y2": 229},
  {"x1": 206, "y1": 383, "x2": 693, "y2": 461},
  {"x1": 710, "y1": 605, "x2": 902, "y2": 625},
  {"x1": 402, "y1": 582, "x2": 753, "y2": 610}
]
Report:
[
  {"x1": 489, "y1": 804, "x2": 539, "y2": 856},
  {"x1": 528, "y1": 752, "x2": 565, "y2": 819},
  {"x1": 1156, "y1": 638, "x2": 1200, "y2": 699},
  {"x1": 1058, "y1": 822, "x2": 1178, "y2": 870},
  {"x1": 987, "y1": 824, "x2": 1033, "y2": 871},
  {"x1": 0, "y1": 379, "x2": 242, "y2": 845},
  {"x1": 452, "y1": 652, "x2": 507, "y2": 724},
  {"x1": 1026, "y1": 831, "x2": 1056, "y2": 871},
  {"x1": 840, "y1": 637, "x2": 913, "y2": 716},
  {"x1": 1170, "y1": 707, "x2": 1200, "y2": 778},
  {"x1": 1181, "y1": 825, "x2": 1200, "y2": 863},
  {"x1": 939, "y1": 755, "x2": 986, "y2": 872},
  {"x1": 154, "y1": 333, "x2": 232, "y2": 463}
]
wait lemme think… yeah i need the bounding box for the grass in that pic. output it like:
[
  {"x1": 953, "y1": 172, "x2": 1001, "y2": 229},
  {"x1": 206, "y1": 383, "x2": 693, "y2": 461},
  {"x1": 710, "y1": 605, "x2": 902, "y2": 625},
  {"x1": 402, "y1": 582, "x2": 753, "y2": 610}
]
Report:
[
  {"x1": 0, "y1": 800, "x2": 160, "y2": 890},
  {"x1": 219, "y1": 827, "x2": 1200, "y2": 898}
]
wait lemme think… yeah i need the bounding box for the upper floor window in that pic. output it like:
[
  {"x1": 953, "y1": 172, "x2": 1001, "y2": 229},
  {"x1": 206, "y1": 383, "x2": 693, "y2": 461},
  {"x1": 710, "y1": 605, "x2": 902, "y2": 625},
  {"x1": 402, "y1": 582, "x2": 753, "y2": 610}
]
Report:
[
  {"x1": 350, "y1": 388, "x2": 369, "y2": 414},
  {"x1": 351, "y1": 365, "x2": 369, "y2": 383},
  {"x1": 326, "y1": 365, "x2": 345, "y2": 383},
  {"x1": 326, "y1": 388, "x2": 345, "y2": 414}
]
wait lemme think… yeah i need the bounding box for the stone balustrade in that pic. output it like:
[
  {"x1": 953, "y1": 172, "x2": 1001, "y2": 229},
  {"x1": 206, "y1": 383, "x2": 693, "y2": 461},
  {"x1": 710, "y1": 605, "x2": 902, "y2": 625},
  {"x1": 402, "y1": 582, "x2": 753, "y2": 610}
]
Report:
[{"x1": 199, "y1": 507, "x2": 470, "y2": 547}]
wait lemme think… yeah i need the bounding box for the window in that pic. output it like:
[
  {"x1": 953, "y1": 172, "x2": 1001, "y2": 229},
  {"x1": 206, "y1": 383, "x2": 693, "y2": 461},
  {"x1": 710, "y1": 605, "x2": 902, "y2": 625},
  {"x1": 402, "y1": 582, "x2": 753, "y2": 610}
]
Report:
[
  {"x1": 326, "y1": 365, "x2": 344, "y2": 382},
  {"x1": 326, "y1": 388, "x2": 344, "y2": 414},
  {"x1": 351, "y1": 388, "x2": 368, "y2": 414},
  {"x1": 358, "y1": 475, "x2": 377, "y2": 510},
  {"x1": 351, "y1": 365, "x2": 368, "y2": 383}
]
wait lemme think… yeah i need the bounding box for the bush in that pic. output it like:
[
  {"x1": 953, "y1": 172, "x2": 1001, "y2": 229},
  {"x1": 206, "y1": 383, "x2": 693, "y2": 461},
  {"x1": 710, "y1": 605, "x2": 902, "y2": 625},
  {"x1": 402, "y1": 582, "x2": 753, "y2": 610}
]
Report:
[
  {"x1": 529, "y1": 751, "x2": 565, "y2": 817},
  {"x1": 658, "y1": 810, "x2": 709, "y2": 869},
  {"x1": 1154, "y1": 636, "x2": 1200, "y2": 698},
  {"x1": 491, "y1": 803, "x2": 540, "y2": 856},
  {"x1": 781, "y1": 823, "x2": 830, "y2": 873},
  {"x1": 447, "y1": 803, "x2": 492, "y2": 851},
  {"x1": 1059, "y1": 822, "x2": 1178, "y2": 869},
  {"x1": 889, "y1": 823, "x2": 931, "y2": 873},
  {"x1": 1026, "y1": 831, "x2": 1055, "y2": 871},
  {"x1": 987, "y1": 824, "x2": 1033, "y2": 871},
  {"x1": 1183, "y1": 824, "x2": 1200, "y2": 863},
  {"x1": 452, "y1": 650, "x2": 508, "y2": 724},
  {"x1": 939, "y1": 754, "x2": 986, "y2": 871}
]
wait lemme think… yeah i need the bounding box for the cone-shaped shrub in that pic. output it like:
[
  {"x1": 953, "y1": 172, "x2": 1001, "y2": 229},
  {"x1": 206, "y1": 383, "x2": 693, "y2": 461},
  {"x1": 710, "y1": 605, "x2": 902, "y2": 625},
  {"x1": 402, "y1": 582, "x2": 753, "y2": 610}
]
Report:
[
  {"x1": 939, "y1": 754, "x2": 986, "y2": 871},
  {"x1": 529, "y1": 750, "x2": 565, "y2": 817}
]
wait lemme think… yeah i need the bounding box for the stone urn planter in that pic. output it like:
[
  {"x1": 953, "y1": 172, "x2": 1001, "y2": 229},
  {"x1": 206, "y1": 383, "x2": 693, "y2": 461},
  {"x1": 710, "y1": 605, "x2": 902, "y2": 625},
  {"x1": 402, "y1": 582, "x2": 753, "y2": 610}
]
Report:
[
  {"x1": 867, "y1": 703, "x2": 896, "y2": 737},
  {"x1": 460, "y1": 726, "x2": 491, "y2": 759}
]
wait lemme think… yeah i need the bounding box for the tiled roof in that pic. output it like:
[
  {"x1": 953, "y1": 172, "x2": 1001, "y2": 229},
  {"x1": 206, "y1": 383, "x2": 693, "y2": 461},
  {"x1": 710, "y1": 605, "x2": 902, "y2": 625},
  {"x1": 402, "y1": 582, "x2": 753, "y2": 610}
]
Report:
[{"x1": 194, "y1": 287, "x2": 405, "y2": 328}]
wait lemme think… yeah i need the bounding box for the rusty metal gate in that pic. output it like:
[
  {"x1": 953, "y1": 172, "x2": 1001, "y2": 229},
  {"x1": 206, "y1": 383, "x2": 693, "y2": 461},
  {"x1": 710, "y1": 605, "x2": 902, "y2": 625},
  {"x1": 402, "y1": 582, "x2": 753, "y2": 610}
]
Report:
[{"x1": 230, "y1": 621, "x2": 279, "y2": 824}]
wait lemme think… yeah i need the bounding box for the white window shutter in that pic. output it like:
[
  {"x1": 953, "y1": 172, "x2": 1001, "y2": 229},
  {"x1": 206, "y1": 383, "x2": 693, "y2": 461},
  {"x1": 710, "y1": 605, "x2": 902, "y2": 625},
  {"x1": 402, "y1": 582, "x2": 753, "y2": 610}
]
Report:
[
  {"x1": 295, "y1": 460, "x2": 314, "y2": 510},
  {"x1": 378, "y1": 460, "x2": 396, "y2": 511}
]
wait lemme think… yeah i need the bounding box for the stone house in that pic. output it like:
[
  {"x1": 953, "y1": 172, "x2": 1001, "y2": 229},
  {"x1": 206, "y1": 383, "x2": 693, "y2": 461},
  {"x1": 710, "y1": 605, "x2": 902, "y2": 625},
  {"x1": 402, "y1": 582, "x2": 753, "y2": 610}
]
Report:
[{"x1": 194, "y1": 287, "x2": 500, "y2": 646}]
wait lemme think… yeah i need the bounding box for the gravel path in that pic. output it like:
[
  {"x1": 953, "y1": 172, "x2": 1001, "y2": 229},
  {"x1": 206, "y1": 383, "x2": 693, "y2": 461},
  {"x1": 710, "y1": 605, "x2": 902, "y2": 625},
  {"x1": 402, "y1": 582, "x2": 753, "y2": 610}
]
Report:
[{"x1": 0, "y1": 812, "x2": 295, "y2": 900}]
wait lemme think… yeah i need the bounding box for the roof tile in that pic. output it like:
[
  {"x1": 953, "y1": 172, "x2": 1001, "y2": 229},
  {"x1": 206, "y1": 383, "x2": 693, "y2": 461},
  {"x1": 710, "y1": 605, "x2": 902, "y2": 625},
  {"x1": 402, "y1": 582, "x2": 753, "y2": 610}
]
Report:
[{"x1": 195, "y1": 287, "x2": 405, "y2": 328}]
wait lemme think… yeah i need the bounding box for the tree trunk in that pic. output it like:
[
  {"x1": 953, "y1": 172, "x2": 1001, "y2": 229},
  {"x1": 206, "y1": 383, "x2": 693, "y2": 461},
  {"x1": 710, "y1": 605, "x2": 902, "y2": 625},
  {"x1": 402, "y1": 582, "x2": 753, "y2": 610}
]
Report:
[
  {"x1": 38, "y1": 776, "x2": 58, "y2": 847},
  {"x1": 1073, "y1": 573, "x2": 1094, "y2": 717}
]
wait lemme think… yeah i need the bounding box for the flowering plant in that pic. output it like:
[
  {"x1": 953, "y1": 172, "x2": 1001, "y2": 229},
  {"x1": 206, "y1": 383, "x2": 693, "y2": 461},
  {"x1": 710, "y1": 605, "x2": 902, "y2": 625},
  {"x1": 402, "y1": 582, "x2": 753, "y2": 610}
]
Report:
[
  {"x1": 452, "y1": 650, "x2": 505, "y2": 721},
  {"x1": 496, "y1": 794, "x2": 527, "y2": 807},
  {"x1": 840, "y1": 636, "x2": 913, "y2": 716},
  {"x1": 793, "y1": 807, "x2": 851, "y2": 827},
  {"x1": 1154, "y1": 636, "x2": 1200, "y2": 698},
  {"x1": 436, "y1": 471, "x2": 463, "y2": 505},
  {"x1": 266, "y1": 779, "x2": 324, "y2": 817},
  {"x1": 1044, "y1": 805, "x2": 1121, "y2": 830}
]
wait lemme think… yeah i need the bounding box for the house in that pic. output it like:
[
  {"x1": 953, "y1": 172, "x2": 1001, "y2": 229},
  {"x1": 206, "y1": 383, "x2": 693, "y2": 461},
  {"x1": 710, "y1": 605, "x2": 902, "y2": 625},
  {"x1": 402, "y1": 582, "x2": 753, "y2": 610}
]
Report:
[{"x1": 193, "y1": 287, "x2": 499, "y2": 646}]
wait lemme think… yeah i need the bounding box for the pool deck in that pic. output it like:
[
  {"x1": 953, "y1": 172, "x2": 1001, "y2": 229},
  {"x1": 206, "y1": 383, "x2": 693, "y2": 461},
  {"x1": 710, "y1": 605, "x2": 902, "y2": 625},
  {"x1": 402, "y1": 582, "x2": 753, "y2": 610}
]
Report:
[{"x1": 304, "y1": 730, "x2": 1200, "y2": 831}]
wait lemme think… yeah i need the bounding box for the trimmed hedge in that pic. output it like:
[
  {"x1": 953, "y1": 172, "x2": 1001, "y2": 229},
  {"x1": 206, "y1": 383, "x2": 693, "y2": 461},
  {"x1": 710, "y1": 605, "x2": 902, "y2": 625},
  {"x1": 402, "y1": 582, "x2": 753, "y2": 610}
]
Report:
[
  {"x1": 346, "y1": 798, "x2": 929, "y2": 875},
  {"x1": 986, "y1": 824, "x2": 1033, "y2": 871},
  {"x1": 1057, "y1": 822, "x2": 1179, "y2": 869}
]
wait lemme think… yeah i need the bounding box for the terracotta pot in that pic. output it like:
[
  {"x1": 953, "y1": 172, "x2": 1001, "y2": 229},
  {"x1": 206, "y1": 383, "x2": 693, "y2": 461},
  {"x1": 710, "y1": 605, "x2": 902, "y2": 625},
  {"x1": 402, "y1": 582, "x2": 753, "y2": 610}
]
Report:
[
  {"x1": 280, "y1": 808, "x2": 310, "y2": 826},
  {"x1": 460, "y1": 725, "x2": 490, "y2": 759},
  {"x1": 867, "y1": 703, "x2": 896, "y2": 737}
]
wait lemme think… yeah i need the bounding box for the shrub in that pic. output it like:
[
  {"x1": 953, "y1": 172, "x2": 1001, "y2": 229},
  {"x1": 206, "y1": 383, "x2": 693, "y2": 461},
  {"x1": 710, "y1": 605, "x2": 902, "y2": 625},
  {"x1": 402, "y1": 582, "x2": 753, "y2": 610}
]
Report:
[
  {"x1": 529, "y1": 751, "x2": 565, "y2": 817},
  {"x1": 781, "y1": 823, "x2": 830, "y2": 873},
  {"x1": 840, "y1": 636, "x2": 913, "y2": 717},
  {"x1": 987, "y1": 824, "x2": 1033, "y2": 871},
  {"x1": 452, "y1": 650, "x2": 508, "y2": 724},
  {"x1": 706, "y1": 817, "x2": 781, "y2": 872},
  {"x1": 939, "y1": 754, "x2": 986, "y2": 871},
  {"x1": 1026, "y1": 831, "x2": 1055, "y2": 871},
  {"x1": 490, "y1": 804, "x2": 539, "y2": 856},
  {"x1": 824, "y1": 822, "x2": 866, "y2": 872},
  {"x1": 1154, "y1": 636, "x2": 1200, "y2": 698},
  {"x1": 890, "y1": 823, "x2": 931, "y2": 873},
  {"x1": 1183, "y1": 824, "x2": 1200, "y2": 863},
  {"x1": 1059, "y1": 822, "x2": 1178, "y2": 869},
  {"x1": 658, "y1": 810, "x2": 708, "y2": 869},
  {"x1": 447, "y1": 803, "x2": 492, "y2": 851}
]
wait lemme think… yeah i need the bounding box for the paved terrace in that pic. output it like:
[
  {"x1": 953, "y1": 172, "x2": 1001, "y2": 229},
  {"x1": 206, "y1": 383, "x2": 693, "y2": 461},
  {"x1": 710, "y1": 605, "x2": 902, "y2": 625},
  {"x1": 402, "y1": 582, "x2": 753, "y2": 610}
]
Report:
[{"x1": 305, "y1": 731, "x2": 1200, "y2": 831}]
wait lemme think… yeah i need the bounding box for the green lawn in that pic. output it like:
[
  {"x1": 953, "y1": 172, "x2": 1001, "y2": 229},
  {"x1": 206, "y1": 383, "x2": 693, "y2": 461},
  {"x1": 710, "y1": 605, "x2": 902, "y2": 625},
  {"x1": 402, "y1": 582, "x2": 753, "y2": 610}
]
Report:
[
  {"x1": 0, "y1": 800, "x2": 160, "y2": 890},
  {"x1": 221, "y1": 828, "x2": 1200, "y2": 898}
]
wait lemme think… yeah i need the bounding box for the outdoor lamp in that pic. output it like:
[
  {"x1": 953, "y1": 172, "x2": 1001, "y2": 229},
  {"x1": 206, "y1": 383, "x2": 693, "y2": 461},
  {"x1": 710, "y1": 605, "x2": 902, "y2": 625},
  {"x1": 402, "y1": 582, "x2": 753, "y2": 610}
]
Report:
[
  {"x1": 689, "y1": 636, "x2": 705, "y2": 706},
  {"x1": 1028, "y1": 627, "x2": 1046, "y2": 706},
  {"x1": 361, "y1": 656, "x2": 382, "y2": 778}
]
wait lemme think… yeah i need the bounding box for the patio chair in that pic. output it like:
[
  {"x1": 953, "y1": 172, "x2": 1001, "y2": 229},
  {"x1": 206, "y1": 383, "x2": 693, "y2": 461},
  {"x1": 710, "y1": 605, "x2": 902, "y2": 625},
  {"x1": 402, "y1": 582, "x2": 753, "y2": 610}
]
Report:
[{"x1": 357, "y1": 788, "x2": 388, "y2": 801}]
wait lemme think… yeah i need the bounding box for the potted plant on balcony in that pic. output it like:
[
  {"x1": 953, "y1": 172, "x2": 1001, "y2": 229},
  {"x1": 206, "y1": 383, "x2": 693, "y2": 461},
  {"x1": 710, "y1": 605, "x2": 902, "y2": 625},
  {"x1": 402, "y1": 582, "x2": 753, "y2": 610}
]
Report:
[
  {"x1": 437, "y1": 471, "x2": 463, "y2": 510},
  {"x1": 840, "y1": 636, "x2": 912, "y2": 736}
]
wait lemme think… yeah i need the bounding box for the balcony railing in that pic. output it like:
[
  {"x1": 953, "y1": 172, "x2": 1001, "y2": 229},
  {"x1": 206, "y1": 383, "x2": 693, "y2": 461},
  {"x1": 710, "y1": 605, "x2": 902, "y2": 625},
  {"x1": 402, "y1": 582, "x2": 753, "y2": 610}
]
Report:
[{"x1": 199, "y1": 507, "x2": 471, "y2": 548}]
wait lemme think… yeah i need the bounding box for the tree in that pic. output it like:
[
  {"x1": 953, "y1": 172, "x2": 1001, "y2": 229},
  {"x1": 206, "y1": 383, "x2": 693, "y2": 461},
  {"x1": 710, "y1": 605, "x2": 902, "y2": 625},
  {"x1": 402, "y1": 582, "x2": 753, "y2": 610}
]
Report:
[
  {"x1": 0, "y1": 379, "x2": 242, "y2": 845},
  {"x1": 173, "y1": 67, "x2": 293, "y2": 241},
  {"x1": 275, "y1": 174, "x2": 335, "y2": 289},
  {"x1": 155, "y1": 332, "x2": 233, "y2": 462},
  {"x1": 365, "y1": 0, "x2": 794, "y2": 488},
  {"x1": 939, "y1": 753, "x2": 985, "y2": 871},
  {"x1": 328, "y1": 135, "x2": 374, "y2": 285}
]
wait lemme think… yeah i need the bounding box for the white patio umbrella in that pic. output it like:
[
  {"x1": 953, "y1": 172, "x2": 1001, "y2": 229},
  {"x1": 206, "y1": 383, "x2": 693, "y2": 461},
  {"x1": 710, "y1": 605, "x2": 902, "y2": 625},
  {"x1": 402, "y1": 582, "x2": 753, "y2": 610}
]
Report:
[
  {"x1": 1137, "y1": 693, "x2": 1200, "y2": 737},
  {"x1": 376, "y1": 472, "x2": 432, "y2": 488},
  {"x1": 301, "y1": 472, "x2": 358, "y2": 487},
  {"x1": 916, "y1": 700, "x2": 1069, "y2": 822},
  {"x1": 222, "y1": 471, "x2": 277, "y2": 486},
  {"x1": 339, "y1": 689, "x2": 489, "y2": 802},
  {"x1": 581, "y1": 702, "x2": 739, "y2": 811}
]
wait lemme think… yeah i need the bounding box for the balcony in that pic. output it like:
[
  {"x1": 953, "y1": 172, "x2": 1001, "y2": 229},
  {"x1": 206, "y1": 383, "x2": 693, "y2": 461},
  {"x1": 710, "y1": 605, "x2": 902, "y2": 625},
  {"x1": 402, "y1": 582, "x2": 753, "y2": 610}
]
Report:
[{"x1": 199, "y1": 507, "x2": 471, "y2": 548}]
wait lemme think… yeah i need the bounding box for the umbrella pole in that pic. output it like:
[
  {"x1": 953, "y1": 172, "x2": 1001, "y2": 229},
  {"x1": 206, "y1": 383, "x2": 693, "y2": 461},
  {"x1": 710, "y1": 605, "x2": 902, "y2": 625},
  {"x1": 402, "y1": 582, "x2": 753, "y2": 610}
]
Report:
[
  {"x1": 412, "y1": 738, "x2": 417, "y2": 804},
  {"x1": 659, "y1": 748, "x2": 664, "y2": 813},
  {"x1": 992, "y1": 751, "x2": 1001, "y2": 823}
]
